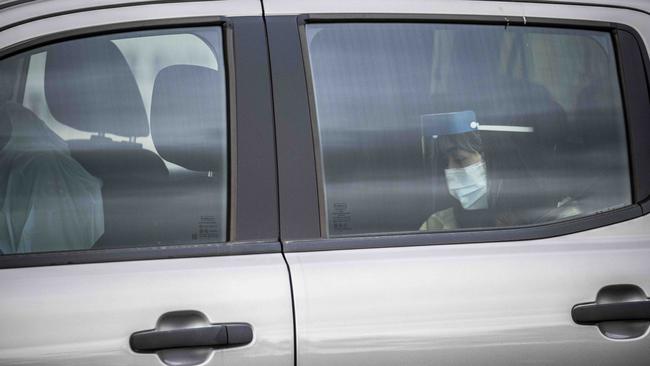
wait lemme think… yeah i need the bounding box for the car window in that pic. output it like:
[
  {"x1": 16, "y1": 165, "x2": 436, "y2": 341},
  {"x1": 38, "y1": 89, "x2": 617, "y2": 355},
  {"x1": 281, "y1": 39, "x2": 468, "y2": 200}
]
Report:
[
  {"x1": 305, "y1": 23, "x2": 630, "y2": 237},
  {"x1": 0, "y1": 26, "x2": 228, "y2": 254}
]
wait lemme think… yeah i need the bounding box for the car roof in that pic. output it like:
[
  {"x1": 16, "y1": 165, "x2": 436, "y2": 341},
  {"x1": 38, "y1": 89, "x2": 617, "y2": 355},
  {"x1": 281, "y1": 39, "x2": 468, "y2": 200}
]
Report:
[
  {"x1": 499, "y1": 0, "x2": 650, "y2": 13},
  {"x1": 0, "y1": 0, "x2": 195, "y2": 29},
  {"x1": 0, "y1": 0, "x2": 649, "y2": 30}
]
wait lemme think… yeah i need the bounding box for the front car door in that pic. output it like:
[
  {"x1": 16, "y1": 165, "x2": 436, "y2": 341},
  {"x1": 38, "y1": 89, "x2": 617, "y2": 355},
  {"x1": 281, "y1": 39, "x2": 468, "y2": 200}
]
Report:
[
  {"x1": 0, "y1": 1, "x2": 292, "y2": 365},
  {"x1": 267, "y1": 0, "x2": 650, "y2": 365}
]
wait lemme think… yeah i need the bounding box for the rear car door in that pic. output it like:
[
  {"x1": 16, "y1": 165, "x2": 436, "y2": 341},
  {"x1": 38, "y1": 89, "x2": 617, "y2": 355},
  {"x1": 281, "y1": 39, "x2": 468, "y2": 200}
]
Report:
[
  {"x1": 0, "y1": 1, "x2": 292, "y2": 365},
  {"x1": 266, "y1": 0, "x2": 650, "y2": 365}
]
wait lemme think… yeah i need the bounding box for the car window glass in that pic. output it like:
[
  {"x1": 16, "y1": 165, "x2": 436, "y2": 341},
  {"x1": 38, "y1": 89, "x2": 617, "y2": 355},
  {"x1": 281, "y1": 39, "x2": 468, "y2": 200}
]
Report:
[
  {"x1": 305, "y1": 23, "x2": 630, "y2": 237},
  {"x1": 0, "y1": 26, "x2": 228, "y2": 254}
]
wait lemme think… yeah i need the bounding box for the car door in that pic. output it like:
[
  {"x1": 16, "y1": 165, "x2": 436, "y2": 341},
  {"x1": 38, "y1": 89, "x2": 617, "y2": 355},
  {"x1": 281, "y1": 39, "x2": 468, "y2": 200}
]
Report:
[
  {"x1": 266, "y1": 0, "x2": 650, "y2": 365},
  {"x1": 0, "y1": 1, "x2": 292, "y2": 366}
]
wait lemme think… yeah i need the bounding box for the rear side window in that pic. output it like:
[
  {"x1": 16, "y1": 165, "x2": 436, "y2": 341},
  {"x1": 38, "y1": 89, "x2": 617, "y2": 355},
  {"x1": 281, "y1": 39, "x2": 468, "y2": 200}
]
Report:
[
  {"x1": 0, "y1": 26, "x2": 228, "y2": 254},
  {"x1": 305, "y1": 23, "x2": 630, "y2": 237}
]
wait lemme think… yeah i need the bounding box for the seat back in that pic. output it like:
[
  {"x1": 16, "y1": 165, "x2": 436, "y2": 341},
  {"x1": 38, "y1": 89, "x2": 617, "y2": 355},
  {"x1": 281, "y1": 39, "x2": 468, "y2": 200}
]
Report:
[
  {"x1": 44, "y1": 38, "x2": 168, "y2": 247},
  {"x1": 150, "y1": 65, "x2": 227, "y2": 243},
  {"x1": 151, "y1": 64, "x2": 226, "y2": 175},
  {"x1": 0, "y1": 102, "x2": 104, "y2": 253}
]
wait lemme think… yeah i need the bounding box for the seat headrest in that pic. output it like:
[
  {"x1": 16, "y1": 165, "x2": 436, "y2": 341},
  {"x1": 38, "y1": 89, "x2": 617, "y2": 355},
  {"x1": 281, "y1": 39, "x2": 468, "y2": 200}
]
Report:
[
  {"x1": 151, "y1": 65, "x2": 226, "y2": 172},
  {"x1": 44, "y1": 38, "x2": 149, "y2": 137}
]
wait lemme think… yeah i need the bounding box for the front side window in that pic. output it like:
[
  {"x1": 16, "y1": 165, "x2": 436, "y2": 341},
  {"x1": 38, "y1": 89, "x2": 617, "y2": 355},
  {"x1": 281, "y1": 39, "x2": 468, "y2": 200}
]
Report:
[
  {"x1": 0, "y1": 26, "x2": 228, "y2": 253},
  {"x1": 306, "y1": 23, "x2": 630, "y2": 237}
]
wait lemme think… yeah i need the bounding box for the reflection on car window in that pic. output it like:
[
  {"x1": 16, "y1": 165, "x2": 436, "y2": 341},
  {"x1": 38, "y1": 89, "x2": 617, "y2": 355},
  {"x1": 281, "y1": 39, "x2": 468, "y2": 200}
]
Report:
[
  {"x1": 306, "y1": 23, "x2": 630, "y2": 237},
  {"x1": 0, "y1": 26, "x2": 228, "y2": 254}
]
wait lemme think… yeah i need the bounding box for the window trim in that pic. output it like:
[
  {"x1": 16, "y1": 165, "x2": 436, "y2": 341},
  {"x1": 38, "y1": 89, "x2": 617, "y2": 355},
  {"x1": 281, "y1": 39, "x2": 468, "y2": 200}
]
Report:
[
  {"x1": 266, "y1": 15, "x2": 322, "y2": 241},
  {"x1": 613, "y1": 26, "x2": 650, "y2": 209},
  {"x1": 0, "y1": 16, "x2": 231, "y2": 60},
  {"x1": 0, "y1": 241, "x2": 282, "y2": 269},
  {"x1": 0, "y1": 16, "x2": 280, "y2": 267},
  {"x1": 274, "y1": 13, "x2": 650, "y2": 249},
  {"x1": 284, "y1": 205, "x2": 642, "y2": 253}
]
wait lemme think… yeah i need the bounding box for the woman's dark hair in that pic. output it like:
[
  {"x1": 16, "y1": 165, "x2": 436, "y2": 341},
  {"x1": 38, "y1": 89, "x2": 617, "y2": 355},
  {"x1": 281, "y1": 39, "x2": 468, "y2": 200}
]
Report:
[
  {"x1": 435, "y1": 130, "x2": 482, "y2": 157},
  {"x1": 432, "y1": 130, "x2": 531, "y2": 227},
  {"x1": 426, "y1": 131, "x2": 484, "y2": 217}
]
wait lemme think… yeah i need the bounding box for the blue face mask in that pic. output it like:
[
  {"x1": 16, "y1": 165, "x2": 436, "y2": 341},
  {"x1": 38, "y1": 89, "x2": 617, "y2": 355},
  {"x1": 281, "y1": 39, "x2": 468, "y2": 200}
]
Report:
[{"x1": 444, "y1": 161, "x2": 488, "y2": 210}]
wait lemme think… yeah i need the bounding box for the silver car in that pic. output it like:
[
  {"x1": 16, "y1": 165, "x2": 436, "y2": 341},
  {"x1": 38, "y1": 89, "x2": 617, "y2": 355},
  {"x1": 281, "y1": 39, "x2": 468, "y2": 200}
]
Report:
[{"x1": 0, "y1": 0, "x2": 649, "y2": 365}]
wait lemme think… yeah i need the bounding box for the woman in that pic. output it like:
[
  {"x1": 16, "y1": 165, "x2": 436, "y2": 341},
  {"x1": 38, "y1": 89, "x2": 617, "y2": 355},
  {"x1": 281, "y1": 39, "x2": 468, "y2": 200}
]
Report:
[{"x1": 419, "y1": 115, "x2": 580, "y2": 231}]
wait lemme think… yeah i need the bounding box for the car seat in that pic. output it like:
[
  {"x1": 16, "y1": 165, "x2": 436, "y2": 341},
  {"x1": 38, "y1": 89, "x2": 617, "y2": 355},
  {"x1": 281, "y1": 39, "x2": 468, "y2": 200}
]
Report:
[
  {"x1": 572, "y1": 78, "x2": 630, "y2": 212},
  {"x1": 0, "y1": 102, "x2": 104, "y2": 253},
  {"x1": 431, "y1": 27, "x2": 572, "y2": 224},
  {"x1": 150, "y1": 65, "x2": 227, "y2": 244},
  {"x1": 44, "y1": 37, "x2": 168, "y2": 247}
]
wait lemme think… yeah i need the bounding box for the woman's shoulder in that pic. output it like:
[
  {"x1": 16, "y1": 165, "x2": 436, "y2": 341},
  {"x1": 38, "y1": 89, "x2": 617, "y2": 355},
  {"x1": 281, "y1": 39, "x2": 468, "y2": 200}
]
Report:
[{"x1": 419, "y1": 207, "x2": 458, "y2": 231}]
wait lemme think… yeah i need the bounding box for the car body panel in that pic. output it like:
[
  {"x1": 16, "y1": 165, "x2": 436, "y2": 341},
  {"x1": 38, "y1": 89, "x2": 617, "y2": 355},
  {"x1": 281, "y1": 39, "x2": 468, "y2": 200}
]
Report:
[
  {"x1": 0, "y1": 1, "x2": 293, "y2": 366},
  {"x1": 274, "y1": 1, "x2": 650, "y2": 365},
  {"x1": 0, "y1": 253, "x2": 294, "y2": 365},
  {"x1": 287, "y1": 214, "x2": 650, "y2": 366},
  {"x1": 0, "y1": 1, "x2": 260, "y2": 52},
  {"x1": 0, "y1": 0, "x2": 648, "y2": 365},
  {"x1": 0, "y1": 0, "x2": 263, "y2": 28}
]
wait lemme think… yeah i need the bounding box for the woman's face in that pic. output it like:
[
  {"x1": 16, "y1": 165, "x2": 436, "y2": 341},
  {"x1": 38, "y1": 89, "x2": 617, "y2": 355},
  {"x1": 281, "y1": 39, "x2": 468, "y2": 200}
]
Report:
[
  {"x1": 446, "y1": 148, "x2": 483, "y2": 169},
  {"x1": 444, "y1": 147, "x2": 488, "y2": 210}
]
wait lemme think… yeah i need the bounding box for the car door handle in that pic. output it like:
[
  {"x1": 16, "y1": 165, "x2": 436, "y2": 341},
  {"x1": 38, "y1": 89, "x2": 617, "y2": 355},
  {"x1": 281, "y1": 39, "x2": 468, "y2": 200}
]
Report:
[
  {"x1": 130, "y1": 323, "x2": 253, "y2": 353},
  {"x1": 572, "y1": 285, "x2": 650, "y2": 340},
  {"x1": 572, "y1": 300, "x2": 650, "y2": 325}
]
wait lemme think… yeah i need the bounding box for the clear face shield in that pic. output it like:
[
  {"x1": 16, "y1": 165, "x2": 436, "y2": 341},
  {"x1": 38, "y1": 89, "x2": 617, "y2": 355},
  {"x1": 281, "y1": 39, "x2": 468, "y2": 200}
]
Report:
[{"x1": 420, "y1": 110, "x2": 486, "y2": 211}]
